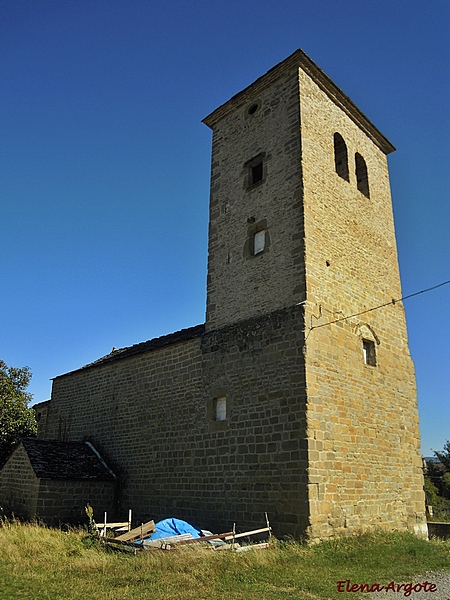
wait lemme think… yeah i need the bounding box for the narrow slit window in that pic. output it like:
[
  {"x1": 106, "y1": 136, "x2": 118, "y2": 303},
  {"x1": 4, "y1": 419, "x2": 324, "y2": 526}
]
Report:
[
  {"x1": 253, "y1": 230, "x2": 265, "y2": 255},
  {"x1": 363, "y1": 339, "x2": 376, "y2": 366},
  {"x1": 334, "y1": 133, "x2": 349, "y2": 181},
  {"x1": 355, "y1": 153, "x2": 370, "y2": 198},
  {"x1": 215, "y1": 396, "x2": 227, "y2": 421}
]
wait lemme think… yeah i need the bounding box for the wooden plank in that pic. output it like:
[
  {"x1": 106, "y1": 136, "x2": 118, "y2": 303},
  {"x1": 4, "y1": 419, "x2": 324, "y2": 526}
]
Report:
[
  {"x1": 223, "y1": 526, "x2": 271, "y2": 541},
  {"x1": 94, "y1": 521, "x2": 129, "y2": 529},
  {"x1": 95, "y1": 509, "x2": 132, "y2": 537},
  {"x1": 106, "y1": 537, "x2": 138, "y2": 547},
  {"x1": 114, "y1": 520, "x2": 155, "y2": 542}
]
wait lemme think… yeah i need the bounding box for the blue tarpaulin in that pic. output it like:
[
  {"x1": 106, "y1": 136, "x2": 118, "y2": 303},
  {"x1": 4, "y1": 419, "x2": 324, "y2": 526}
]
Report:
[{"x1": 143, "y1": 518, "x2": 202, "y2": 542}]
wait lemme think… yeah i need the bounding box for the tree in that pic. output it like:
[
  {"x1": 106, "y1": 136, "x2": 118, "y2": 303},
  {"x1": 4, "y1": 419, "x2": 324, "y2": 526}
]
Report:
[
  {"x1": 435, "y1": 440, "x2": 450, "y2": 473},
  {"x1": 0, "y1": 360, "x2": 37, "y2": 464},
  {"x1": 423, "y1": 440, "x2": 450, "y2": 521}
]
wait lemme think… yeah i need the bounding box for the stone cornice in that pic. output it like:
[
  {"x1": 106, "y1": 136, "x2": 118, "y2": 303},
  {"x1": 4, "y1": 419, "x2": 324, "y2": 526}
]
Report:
[{"x1": 202, "y1": 49, "x2": 395, "y2": 155}]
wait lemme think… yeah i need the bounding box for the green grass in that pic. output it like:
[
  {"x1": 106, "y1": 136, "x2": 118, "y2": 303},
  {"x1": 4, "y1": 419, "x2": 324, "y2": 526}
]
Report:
[{"x1": 0, "y1": 521, "x2": 449, "y2": 600}]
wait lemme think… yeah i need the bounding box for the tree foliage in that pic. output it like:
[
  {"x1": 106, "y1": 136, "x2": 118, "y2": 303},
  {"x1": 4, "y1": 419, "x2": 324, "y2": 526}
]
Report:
[
  {"x1": 435, "y1": 440, "x2": 450, "y2": 473},
  {"x1": 0, "y1": 360, "x2": 37, "y2": 464},
  {"x1": 423, "y1": 440, "x2": 450, "y2": 521}
]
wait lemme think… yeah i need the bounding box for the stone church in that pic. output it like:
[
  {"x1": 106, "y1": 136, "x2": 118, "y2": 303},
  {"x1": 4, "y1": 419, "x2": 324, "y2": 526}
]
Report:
[{"x1": 1, "y1": 49, "x2": 427, "y2": 540}]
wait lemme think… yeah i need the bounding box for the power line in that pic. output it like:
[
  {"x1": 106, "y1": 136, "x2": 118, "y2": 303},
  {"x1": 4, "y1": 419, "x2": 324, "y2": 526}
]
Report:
[{"x1": 309, "y1": 279, "x2": 450, "y2": 332}]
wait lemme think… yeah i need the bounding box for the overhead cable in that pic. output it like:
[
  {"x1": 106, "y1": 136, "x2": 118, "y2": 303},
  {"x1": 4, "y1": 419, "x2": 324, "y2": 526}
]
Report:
[{"x1": 308, "y1": 279, "x2": 450, "y2": 332}]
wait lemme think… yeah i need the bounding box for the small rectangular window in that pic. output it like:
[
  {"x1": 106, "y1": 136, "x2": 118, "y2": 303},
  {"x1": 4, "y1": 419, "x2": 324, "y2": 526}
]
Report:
[
  {"x1": 215, "y1": 396, "x2": 227, "y2": 421},
  {"x1": 363, "y1": 339, "x2": 376, "y2": 366},
  {"x1": 251, "y1": 161, "x2": 263, "y2": 185},
  {"x1": 245, "y1": 153, "x2": 266, "y2": 190},
  {"x1": 253, "y1": 230, "x2": 265, "y2": 255}
]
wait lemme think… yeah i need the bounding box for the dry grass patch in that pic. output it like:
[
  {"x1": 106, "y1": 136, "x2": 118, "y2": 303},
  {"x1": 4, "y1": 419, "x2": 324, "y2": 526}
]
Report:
[{"x1": 0, "y1": 521, "x2": 449, "y2": 600}]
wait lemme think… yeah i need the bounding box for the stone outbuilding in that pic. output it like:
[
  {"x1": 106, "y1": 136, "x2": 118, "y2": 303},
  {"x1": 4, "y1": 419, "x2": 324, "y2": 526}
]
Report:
[{"x1": 0, "y1": 438, "x2": 116, "y2": 524}]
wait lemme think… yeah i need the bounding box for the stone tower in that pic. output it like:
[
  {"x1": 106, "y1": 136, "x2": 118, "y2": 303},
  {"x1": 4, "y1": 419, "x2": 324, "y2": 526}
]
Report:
[{"x1": 203, "y1": 50, "x2": 427, "y2": 539}]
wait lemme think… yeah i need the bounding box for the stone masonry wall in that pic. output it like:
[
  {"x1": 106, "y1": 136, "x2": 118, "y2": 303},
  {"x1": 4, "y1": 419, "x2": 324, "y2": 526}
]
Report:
[
  {"x1": 0, "y1": 445, "x2": 39, "y2": 519},
  {"x1": 205, "y1": 69, "x2": 305, "y2": 330},
  {"x1": 46, "y1": 336, "x2": 205, "y2": 524},
  {"x1": 201, "y1": 305, "x2": 308, "y2": 537},
  {"x1": 33, "y1": 401, "x2": 50, "y2": 438},
  {"x1": 36, "y1": 479, "x2": 116, "y2": 526},
  {"x1": 45, "y1": 306, "x2": 308, "y2": 537},
  {"x1": 298, "y1": 67, "x2": 426, "y2": 539}
]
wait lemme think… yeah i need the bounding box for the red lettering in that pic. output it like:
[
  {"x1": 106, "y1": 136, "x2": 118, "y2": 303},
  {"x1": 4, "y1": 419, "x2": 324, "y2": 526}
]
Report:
[
  {"x1": 385, "y1": 581, "x2": 396, "y2": 592},
  {"x1": 403, "y1": 583, "x2": 414, "y2": 596},
  {"x1": 335, "y1": 579, "x2": 437, "y2": 595}
]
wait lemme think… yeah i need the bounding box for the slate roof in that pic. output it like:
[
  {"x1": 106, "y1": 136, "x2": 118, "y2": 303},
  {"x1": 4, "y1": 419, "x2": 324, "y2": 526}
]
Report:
[
  {"x1": 54, "y1": 323, "x2": 205, "y2": 379},
  {"x1": 20, "y1": 438, "x2": 116, "y2": 481}
]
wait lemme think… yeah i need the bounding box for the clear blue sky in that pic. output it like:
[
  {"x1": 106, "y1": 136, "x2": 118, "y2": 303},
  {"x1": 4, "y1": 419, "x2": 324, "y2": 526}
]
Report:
[{"x1": 1, "y1": 1, "x2": 449, "y2": 457}]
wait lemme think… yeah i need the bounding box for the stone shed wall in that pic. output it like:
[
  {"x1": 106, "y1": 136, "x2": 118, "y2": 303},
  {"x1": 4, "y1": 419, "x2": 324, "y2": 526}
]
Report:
[
  {"x1": 0, "y1": 444, "x2": 116, "y2": 524},
  {"x1": 36, "y1": 479, "x2": 117, "y2": 526},
  {"x1": 0, "y1": 444, "x2": 39, "y2": 519}
]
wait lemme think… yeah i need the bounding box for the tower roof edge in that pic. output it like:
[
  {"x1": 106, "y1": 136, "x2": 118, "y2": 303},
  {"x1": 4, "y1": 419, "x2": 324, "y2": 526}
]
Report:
[{"x1": 202, "y1": 48, "x2": 395, "y2": 155}]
